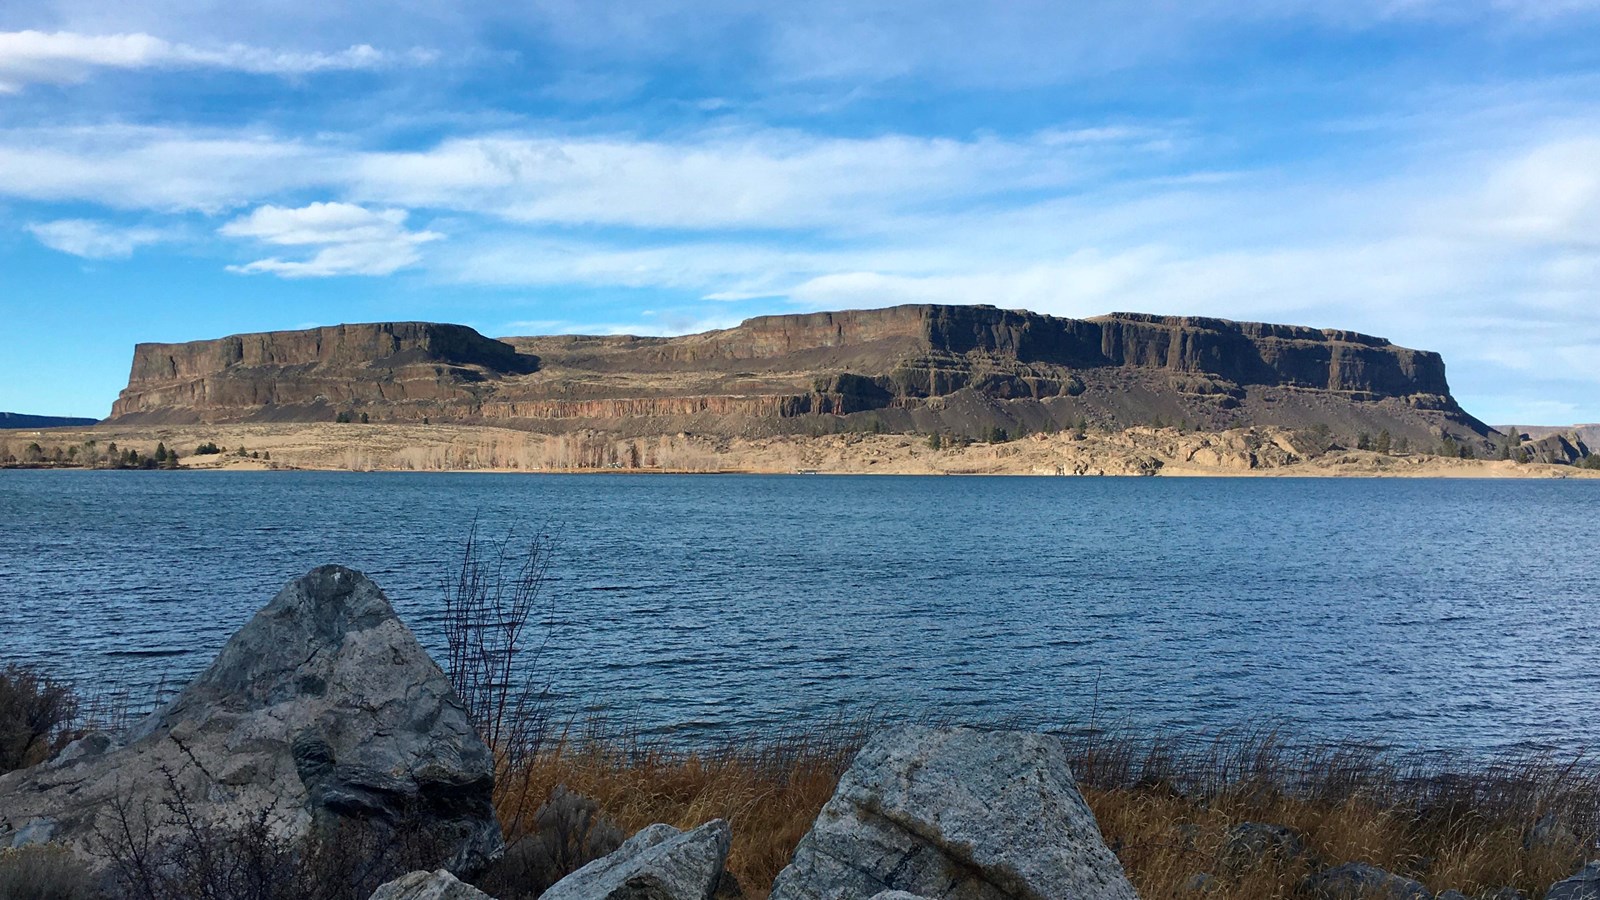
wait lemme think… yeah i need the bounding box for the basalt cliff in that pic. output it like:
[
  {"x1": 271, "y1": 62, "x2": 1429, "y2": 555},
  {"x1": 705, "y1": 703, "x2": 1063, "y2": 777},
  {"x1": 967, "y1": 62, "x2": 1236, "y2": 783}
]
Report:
[{"x1": 107, "y1": 305, "x2": 1491, "y2": 445}]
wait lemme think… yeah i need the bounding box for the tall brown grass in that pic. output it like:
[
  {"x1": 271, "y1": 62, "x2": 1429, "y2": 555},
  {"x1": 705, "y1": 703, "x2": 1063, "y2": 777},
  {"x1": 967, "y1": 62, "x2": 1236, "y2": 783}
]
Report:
[
  {"x1": 490, "y1": 720, "x2": 866, "y2": 898},
  {"x1": 492, "y1": 723, "x2": 1598, "y2": 900}
]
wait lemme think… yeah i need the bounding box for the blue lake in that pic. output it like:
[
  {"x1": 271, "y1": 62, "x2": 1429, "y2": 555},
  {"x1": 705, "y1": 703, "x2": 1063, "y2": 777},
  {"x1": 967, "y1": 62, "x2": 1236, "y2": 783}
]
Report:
[{"x1": 1, "y1": 470, "x2": 1596, "y2": 752}]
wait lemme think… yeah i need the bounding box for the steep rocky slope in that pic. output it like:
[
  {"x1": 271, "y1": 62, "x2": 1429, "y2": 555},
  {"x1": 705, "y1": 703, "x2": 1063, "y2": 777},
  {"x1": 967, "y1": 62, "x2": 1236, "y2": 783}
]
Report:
[{"x1": 107, "y1": 305, "x2": 1491, "y2": 446}]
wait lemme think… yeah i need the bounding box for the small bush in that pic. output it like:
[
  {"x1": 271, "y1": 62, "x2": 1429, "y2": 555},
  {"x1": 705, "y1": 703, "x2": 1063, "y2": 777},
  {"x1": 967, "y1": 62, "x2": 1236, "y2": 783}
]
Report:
[
  {"x1": 0, "y1": 845, "x2": 101, "y2": 900},
  {"x1": 475, "y1": 785, "x2": 623, "y2": 899},
  {"x1": 193, "y1": 443, "x2": 221, "y2": 456},
  {"x1": 0, "y1": 664, "x2": 80, "y2": 774}
]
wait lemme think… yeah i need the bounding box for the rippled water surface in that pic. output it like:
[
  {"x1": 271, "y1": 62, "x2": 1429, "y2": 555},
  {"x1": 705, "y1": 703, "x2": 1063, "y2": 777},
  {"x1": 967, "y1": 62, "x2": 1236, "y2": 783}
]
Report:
[{"x1": 1, "y1": 471, "x2": 1596, "y2": 751}]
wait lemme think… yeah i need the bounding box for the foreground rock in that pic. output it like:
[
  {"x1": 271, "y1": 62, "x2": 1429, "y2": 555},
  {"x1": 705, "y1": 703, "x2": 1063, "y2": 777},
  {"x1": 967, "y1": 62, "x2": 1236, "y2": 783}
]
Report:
[
  {"x1": 0, "y1": 566, "x2": 501, "y2": 872},
  {"x1": 370, "y1": 869, "x2": 496, "y2": 900},
  {"x1": 1219, "y1": 822, "x2": 1307, "y2": 873},
  {"x1": 769, "y1": 726, "x2": 1136, "y2": 900},
  {"x1": 539, "y1": 819, "x2": 732, "y2": 900},
  {"x1": 1308, "y1": 862, "x2": 1431, "y2": 900},
  {"x1": 1549, "y1": 862, "x2": 1600, "y2": 900}
]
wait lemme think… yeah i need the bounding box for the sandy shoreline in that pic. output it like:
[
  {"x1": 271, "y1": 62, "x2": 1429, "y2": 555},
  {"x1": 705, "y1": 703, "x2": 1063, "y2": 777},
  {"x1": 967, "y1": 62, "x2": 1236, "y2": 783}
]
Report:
[{"x1": 3, "y1": 422, "x2": 1595, "y2": 479}]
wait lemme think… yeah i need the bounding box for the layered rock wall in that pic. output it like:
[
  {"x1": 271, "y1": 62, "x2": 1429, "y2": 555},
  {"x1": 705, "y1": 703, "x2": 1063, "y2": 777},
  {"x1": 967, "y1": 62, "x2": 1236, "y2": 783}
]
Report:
[{"x1": 104, "y1": 305, "x2": 1484, "y2": 443}]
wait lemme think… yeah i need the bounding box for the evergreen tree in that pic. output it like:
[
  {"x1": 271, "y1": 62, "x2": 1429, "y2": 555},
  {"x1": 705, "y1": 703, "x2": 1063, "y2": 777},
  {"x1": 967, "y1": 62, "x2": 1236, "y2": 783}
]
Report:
[{"x1": 1375, "y1": 430, "x2": 1392, "y2": 454}]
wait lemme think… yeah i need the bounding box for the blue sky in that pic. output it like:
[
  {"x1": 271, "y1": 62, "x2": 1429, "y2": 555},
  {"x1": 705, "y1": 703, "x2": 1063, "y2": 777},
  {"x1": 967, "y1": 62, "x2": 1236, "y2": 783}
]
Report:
[{"x1": 1, "y1": 1, "x2": 1597, "y2": 424}]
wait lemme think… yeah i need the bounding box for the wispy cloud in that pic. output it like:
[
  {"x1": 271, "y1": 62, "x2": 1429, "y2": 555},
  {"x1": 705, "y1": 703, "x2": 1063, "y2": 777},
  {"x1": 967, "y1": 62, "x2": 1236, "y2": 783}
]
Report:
[
  {"x1": 0, "y1": 30, "x2": 425, "y2": 93},
  {"x1": 26, "y1": 218, "x2": 168, "y2": 259},
  {"x1": 0, "y1": 125, "x2": 333, "y2": 212},
  {"x1": 0, "y1": 124, "x2": 1165, "y2": 226},
  {"x1": 220, "y1": 201, "x2": 442, "y2": 277}
]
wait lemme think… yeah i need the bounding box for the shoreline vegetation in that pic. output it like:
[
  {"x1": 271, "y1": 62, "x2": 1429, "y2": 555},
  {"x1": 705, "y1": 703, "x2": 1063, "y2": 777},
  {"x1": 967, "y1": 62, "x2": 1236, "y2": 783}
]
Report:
[
  {"x1": 4, "y1": 662, "x2": 1598, "y2": 900},
  {"x1": 2, "y1": 422, "x2": 1597, "y2": 478}
]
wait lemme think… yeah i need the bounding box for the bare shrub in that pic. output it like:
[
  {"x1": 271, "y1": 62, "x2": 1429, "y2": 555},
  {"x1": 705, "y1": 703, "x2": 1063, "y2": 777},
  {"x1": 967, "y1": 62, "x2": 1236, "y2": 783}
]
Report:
[
  {"x1": 95, "y1": 769, "x2": 453, "y2": 900},
  {"x1": 0, "y1": 664, "x2": 81, "y2": 774},
  {"x1": 441, "y1": 523, "x2": 558, "y2": 833},
  {"x1": 0, "y1": 845, "x2": 102, "y2": 900},
  {"x1": 474, "y1": 785, "x2": 624, "y2": 899}
]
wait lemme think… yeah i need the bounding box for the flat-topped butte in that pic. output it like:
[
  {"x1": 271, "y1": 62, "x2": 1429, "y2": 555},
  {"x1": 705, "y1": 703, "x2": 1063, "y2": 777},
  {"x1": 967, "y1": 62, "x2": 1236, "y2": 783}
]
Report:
[{"x1": 107, "y1": 304, "x2": 1489, "y2": 449}]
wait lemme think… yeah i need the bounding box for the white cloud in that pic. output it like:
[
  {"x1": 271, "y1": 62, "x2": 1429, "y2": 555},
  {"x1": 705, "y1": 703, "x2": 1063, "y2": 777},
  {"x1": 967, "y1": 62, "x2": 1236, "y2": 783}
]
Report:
[
  {"x1": 0, "y1": 30, "x2": 418, "y2": 93},
  {"x1": 348, "y1": 130, "x2": 1129, "y2": 230},
  {"x1": 0, "y1": 124, "x2": 1159, "y2": 226},
  {"x1": 0, "y1": 126, "x2": 335, "y2": 213},
  {"x1": 26, "y1": 218, "x2": 168, "y2": 258},
  {"x1": 220, "y1": 201, "x2": 442, "y2": 277}
]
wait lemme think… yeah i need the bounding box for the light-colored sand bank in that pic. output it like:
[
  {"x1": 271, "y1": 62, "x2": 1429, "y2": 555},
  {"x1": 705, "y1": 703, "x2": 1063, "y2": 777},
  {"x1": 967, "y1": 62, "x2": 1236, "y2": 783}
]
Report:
[{"x1": 4, "y1": 422, "x2": 1594, "y2": 478}]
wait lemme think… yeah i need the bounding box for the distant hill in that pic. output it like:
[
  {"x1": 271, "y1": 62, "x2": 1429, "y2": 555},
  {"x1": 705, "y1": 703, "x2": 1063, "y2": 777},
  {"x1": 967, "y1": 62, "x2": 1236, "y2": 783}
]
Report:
[
  {"x1": 1500, "y1": 424, "x2": 1600, "y2": 446},
  {"x1": 0, "y1": 412, "x2": 99, "y2": 429},
  {"x1": 104, "y1": 305, "x2": 1493, "y2": 447}
]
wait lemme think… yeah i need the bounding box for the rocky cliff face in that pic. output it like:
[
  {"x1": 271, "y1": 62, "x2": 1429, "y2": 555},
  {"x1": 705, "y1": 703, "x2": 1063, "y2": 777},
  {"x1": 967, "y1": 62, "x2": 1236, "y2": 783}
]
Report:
[
  {"x1": 111, "y1": 322, "x2": 535, "y2": 424},
  {"x1": 107, "y1": 305, "x2": 1489, "y2": 445}
]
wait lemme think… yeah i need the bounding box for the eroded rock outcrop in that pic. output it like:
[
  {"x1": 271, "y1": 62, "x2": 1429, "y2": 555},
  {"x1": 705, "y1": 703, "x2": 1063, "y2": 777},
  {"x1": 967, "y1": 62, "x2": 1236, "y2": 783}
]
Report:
[
  {"x1": 768, "y1": 726, "x2": 1136, "y2": 900},
  {"x1": 0, "y1": 566, "x2": 501, "y2": 873}
]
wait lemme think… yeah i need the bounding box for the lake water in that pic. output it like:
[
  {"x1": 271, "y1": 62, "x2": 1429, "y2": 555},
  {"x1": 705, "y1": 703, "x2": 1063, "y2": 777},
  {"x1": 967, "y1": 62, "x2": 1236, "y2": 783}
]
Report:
[{"x1": 1, "y1": 471, "x2": 1596, "y2": 753}]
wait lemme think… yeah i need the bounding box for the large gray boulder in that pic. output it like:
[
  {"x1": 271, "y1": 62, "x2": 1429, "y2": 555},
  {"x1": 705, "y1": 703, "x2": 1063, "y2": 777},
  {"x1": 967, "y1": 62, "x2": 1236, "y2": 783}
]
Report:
[
  {"x1": 1549, "y1": 862, "x2": 1600, "y2": 900},
  {"x1": 539, "y1": 819, "x2": 732, "y2": 900},
  {"x1": 370, "y1": 869, "x2": 497, "y2": 900},
  {"x1": 0, "y1": 566, "x2": 501, "y2": 873},
  {"x1": 768, "y1": 726, "x2": 1137, "y2": 900}
]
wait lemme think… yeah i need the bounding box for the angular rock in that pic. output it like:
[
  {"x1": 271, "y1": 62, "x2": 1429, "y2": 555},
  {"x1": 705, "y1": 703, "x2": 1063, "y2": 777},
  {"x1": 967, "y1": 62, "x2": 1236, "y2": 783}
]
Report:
[
  {"x1": 1309, "y1": 862, "x2": 1432, "y2": 900},
  {"x1": 1549, "y1": 862, "x2": 1600, "y2": 900},
  {"x1": 539, "y1": 819, "x2": 731, "y2": 900},
  {"x1": 370, "y1": 869, "x2": 497, "y2": 900},
  {"x1": 1220, "y1": 822, "x2": 1306, "y2": 872},
  {"x1": 768, "y1": 726, "x2": 1137, "y2": 900},
  {"x1": 0, "y1": 566, "x2": 501, "y2": 872},
  {"x1": 869, "y1": 893, "x2": 937, "y2": 900}
]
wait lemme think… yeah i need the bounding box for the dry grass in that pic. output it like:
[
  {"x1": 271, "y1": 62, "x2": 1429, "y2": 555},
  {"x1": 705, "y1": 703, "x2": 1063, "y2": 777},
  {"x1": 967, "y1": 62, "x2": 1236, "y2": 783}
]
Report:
[
  {"x1": 1070, "y1": 728, "x2": 1599, "y2": 900},
  {"x1": 492, "y1": 721, "x2": 867, "y2": 897},
  {"x1": 493, "y1": 723, "x2": 1598, "y2": 900}
]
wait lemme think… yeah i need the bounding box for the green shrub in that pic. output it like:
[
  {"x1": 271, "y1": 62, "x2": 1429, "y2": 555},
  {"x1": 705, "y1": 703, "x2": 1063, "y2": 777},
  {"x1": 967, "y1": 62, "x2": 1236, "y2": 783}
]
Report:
[{"x1": 194, "y1": 442, "x2": 221, "y2": 456}]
